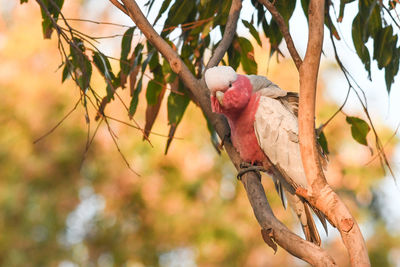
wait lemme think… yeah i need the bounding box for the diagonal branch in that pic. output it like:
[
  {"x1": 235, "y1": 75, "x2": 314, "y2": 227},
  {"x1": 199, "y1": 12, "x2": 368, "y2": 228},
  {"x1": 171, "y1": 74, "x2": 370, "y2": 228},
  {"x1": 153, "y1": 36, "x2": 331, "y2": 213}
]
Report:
[
  {"x1": 119, "y1": 1, "x2": 336, "y2": 265},
  {"x1": 109, "y1": 0, "x2": 129, "y2": 16},
  {"x1": 297, "y1": 0, "x2": 370, "y2": 266},
  {"x1": 206, "y1": 0, "x2": 242, "y2": 69},
  {"x1": 258, "y1": 0, "x2": 302, "y2": 70}
]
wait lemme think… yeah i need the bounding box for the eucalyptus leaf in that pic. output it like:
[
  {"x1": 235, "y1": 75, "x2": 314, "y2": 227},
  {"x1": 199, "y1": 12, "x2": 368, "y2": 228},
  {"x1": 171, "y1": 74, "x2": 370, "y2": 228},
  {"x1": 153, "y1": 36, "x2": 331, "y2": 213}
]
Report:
[{"x1": 346, "y1": 116, "x2": 370, "y2": 146}]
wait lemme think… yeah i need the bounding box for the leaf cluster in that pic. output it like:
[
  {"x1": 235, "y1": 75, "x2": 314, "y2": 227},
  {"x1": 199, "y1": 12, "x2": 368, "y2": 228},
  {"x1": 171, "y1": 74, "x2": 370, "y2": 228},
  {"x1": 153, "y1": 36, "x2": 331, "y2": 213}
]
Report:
[{"x1": 22, "y1": 0, "x2": 400, "y2": 159}]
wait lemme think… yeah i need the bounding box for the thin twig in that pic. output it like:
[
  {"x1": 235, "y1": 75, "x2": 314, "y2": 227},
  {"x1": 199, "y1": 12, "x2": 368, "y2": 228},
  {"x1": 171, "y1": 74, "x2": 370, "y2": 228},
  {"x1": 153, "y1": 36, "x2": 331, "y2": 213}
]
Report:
[
  {"x1": 64, "y1": 18, "x2": 131, "y2": 28},
  {"x1": 206, "y1": 0, "x2": 242, "y2": 69},
  {"x1": 105, "y1": 115, "x2": 183, "y2": 139},
  {"x1": 258, "y1": 0, "x2": 302, "y2": 70},
  {"x1": 104, "y1": 117, "x2": 140, "y2": 176},
  {"x1": 33, "y1": 99, "x2": 80, "y2": 144}
]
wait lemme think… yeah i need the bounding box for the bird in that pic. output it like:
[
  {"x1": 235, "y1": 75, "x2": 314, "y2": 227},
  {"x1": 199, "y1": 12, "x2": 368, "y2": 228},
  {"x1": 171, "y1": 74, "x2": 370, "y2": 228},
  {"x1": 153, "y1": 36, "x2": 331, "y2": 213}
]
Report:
[{"x1": 204, "y1": 65, "x2": 327, "y2": 245}]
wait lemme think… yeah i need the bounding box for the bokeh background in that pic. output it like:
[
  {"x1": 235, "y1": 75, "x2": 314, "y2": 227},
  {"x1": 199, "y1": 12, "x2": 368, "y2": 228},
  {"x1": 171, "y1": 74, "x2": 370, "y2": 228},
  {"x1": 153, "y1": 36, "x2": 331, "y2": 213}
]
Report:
[{"x1": 1, "y1": 1, "x2": 400, "y2": 266}]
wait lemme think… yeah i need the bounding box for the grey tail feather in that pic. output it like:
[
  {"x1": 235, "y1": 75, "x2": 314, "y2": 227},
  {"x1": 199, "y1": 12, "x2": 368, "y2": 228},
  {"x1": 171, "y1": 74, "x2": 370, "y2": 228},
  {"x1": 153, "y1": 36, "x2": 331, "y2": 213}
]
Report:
[
  {"x1": 274, "y1": 178, "x2": 286, "y2": 209},
  {"x1": 310, "y1": 205, "x2": 329, "y2": 235},
  {"x1": 303, "y1": 203, "x2": 321, "y2": 246}
]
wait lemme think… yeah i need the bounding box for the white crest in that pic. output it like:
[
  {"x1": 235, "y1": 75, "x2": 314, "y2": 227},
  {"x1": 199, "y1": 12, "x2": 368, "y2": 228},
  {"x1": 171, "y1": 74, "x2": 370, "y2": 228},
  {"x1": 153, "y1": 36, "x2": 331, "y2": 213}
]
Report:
[{"x1": 204, "y1": 66, "x2": 237, "y2": 92}]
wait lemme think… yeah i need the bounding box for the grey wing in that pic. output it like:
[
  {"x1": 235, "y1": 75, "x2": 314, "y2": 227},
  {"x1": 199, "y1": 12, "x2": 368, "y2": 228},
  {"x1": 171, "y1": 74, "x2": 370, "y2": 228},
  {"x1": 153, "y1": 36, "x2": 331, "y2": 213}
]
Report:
[
  {"x1": 254, "y1": 96, "x2": 308, "y2": 188},
  {"x1": 247, "y1": 75, "x2": 287, "y2": 98}
]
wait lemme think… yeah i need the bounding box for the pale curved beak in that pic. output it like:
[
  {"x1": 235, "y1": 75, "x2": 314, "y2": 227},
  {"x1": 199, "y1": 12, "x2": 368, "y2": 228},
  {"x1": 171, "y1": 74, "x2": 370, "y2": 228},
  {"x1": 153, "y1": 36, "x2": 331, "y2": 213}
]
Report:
[{"x1": 216, "y1": 91, "x2": 224, "y2": 106}]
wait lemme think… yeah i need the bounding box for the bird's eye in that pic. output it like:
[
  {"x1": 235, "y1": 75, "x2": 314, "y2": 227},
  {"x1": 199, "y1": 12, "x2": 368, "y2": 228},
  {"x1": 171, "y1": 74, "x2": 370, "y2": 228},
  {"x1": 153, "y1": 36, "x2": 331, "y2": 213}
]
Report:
[{"x1": 228, "y1": 82, "x2": 232, "y2": 88}]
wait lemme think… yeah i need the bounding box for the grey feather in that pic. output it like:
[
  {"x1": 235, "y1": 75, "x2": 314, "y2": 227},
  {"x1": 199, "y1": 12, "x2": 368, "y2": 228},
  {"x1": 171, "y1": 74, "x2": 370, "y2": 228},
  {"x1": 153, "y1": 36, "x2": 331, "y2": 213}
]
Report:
[{"x1": 247, "y1": 75, "x2": 287, "y2": 98}]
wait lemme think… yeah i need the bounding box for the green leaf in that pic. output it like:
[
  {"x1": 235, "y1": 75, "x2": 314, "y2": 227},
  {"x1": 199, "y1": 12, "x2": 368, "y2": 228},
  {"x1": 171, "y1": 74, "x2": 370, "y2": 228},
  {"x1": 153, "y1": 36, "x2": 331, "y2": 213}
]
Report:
[
  {"x1": 78, "y1": 55, "x2": 92, "y2": 92},
  {"x1": 164, "y1": 0, "x2": 195, "y2": 30},
  {"x1": 167, "y1": 84, "x2": 190, "y2": 125},
  {"x1": 366, "y1": 4, "x2": 382, "y2": 37},
  {"x1": 227, "y1": 38, "x2": 241, "y2": 70},
  {"x1": 61, "y1": 62, "x2": 70, "y2": 83},
  {"x1": 131, "y1": 43, "x2": 144, "y2": 73},
  {"x1": 153, "y1": 0, "x2": 172, "y2": 25},
  {"x1": 373, "y1": 26, "x2": 395, "y2": 69},
  {"x1": 384, "y1": 47, "x2": 400, "y2": 93},
  {"x1": 129, "y1": 78, "x2": 143, "y2": 117},
  {"x1": 69, "y1": 38, "x2": 92, "y2": 91},
  {"x1": 275, "y1": 0, "x2": 296, "y2": 23},
  {"x1": 338, "y1": 0, "x2": 356, "y2": 21},
  {"x1": 352, "y1": 14, "x2": 371, "y2": 78},
  {"x1": 146, "y1": 77, "x2": 164, "y2": 105},
  {"x1": 93, "y1": 51, "x2": 114, "y2": 82},
  {"x1": 242, "y1": 20, "x2": 262, "y2": 46},
  {"x1": 317, "y1": 131, "x2": 329, "y2": 154},
  {"x1": 38, "y1": 0, "x2": 64, "y2": 39},
  {"x1": 206, "y1": 115, "x2": 221, "y2": 155},
  {"x1": 165, "y1": 81, "x2": 190, "y2": 154},
  {"x1": 20, "y1": 0, "x2": 29, "y2": 3},
  {"x1": 106, "y1": 83, "x2": 114, "y2": 101},
  {"x1": 120, "y1": 27, "x2": 135, "y2": 74},
  {"x1": 238, "y1": 37, "x2": 257, "y2": 74},
  {"x1": 346, "y1": 116, "x2": 370, "y2": 146},
  {"x1": 263, "y1": 19, "x2": 283, "y2": 55}
]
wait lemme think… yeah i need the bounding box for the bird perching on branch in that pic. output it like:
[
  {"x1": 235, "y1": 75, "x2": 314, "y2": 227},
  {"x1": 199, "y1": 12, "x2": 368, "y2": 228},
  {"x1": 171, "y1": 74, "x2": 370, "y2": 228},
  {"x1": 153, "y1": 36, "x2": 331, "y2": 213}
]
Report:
[{"x1": 205, "y1": 66, "x2": 327, "y2": 245}]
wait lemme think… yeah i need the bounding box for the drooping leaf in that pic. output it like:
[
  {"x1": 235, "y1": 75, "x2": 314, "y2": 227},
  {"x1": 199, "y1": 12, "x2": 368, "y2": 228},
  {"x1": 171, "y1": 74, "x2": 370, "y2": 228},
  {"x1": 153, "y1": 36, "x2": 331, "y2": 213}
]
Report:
[
  {"x1": 120, "y1": 27, "x2": 136, "y2": 74},
  {"x1": 352, "y1": 14, "x2": 371, "y2": 78},
  {"x1": 373, "y1": 26, "x2": 395, "y2": 69},
  {"x1": 206, "y1": 115, "x2": 221, "y2": 154},
  {"x1": 227, "y1": 38, "x2": 241, "y2": 70},
  {"x1": 38, "y1": 0, "x2": 65, "y2": 39},
  {"x1": 129, "y1": 78, "x2": 143, "y2": 117},
  {"x1": 366, "y1": 4, "x2": 382, "y2": 37},
  {"x1": 242, "y1": 19, "x2": 262, "y2": 46},
  {"x1": 238, "y1": 37, "x2": 257, "y2": 74},
  {"x1": 144, "y1": 85, "x2": 167, "y2": 139},
  {"x1": 275, "y1": 0, "x2": 296, "y2": 23},
  {"x1": 61, "y1": 61, "x2": 71, "y2": 83},
  {"x1": 317, "y1": 131, "x2": 329, "y2": 155},
  {"x1": 384, "y1": 47, "x2": 400, "y2": 93},
  {"x1": 262, "y1": 19, "x2": 283, "y2": 55},
  {"x1": 146, "y1": 78, "x2": 164, "y2": 105},
  {"x1": 338, "y1": 0, "x2": 356, "y2": 22},
  {"x1": 153, "y1": 0, "x2": 172, "y2": 26},
  {"x1": 167, "y1": 84, "x2": 190, "y2": 126},
  {"x1": 165, "y1": 79, "x2": 190, "y2": 154},
  {"x1": 164, "y1": 0, "x2": 195, "y2": 33},
  {"x1": 93, "y1": 51, "x2": 114, "y2": 82},
  {"x1": 346, "y1": 116, "x2": 370, "y2": 146},
  {"x1": 105, "y1": 83, "x2": 114, "y2": 101},
  {"x1": 69, "y1": 38, "x2": 92, "y2": 92}
]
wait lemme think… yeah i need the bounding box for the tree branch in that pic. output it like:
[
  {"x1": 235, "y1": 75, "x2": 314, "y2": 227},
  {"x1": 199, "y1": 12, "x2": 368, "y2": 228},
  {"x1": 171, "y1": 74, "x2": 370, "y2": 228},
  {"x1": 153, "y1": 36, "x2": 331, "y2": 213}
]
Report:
[
  {"x1": 258, "y1": 0, "x2": 302, "y2": 70},
  {"x1": 206, "y1": 0, "x2": 242, "y2": 69},
  {"x1": 297, "y1": 0, "x2": 370, "y2": 266},
  {"x1": 109, "y1": 0, "x2": 129, "y2": 16},
  {"x1": 120, "y1": 0, "x2": 336, "y2": 265}
]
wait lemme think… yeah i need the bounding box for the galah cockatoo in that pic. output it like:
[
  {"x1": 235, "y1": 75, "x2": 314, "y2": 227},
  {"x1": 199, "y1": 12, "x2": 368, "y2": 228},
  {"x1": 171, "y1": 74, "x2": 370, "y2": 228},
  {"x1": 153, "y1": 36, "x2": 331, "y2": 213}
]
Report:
[{"x1": 205, "y1": 66, "x2": 327, "y2": 245}]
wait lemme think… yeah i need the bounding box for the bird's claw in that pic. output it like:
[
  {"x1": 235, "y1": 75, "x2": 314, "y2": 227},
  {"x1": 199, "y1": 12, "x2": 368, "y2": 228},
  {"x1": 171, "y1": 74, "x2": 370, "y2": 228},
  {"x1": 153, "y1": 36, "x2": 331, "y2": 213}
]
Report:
[
  {"x1": 218, "y1": 132, "x2": 231, "y2": 150},
  {"x1": 237, "y1": 164, "x2": 266, "y2": 181}
]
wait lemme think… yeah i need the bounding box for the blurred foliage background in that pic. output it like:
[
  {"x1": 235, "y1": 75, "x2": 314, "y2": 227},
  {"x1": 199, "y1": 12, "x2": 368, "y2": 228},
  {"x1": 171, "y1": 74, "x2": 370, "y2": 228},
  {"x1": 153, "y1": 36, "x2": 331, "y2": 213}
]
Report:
[{"x1": 1, "y1": 1, "x2": 400, "y2": 266}]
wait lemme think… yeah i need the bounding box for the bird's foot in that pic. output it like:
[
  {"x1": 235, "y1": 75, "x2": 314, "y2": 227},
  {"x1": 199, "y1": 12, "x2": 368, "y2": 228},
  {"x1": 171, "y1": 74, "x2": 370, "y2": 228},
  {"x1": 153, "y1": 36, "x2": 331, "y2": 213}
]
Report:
[{"x1": 237, "y1": 163, "x2": 266, "y2": 181}]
